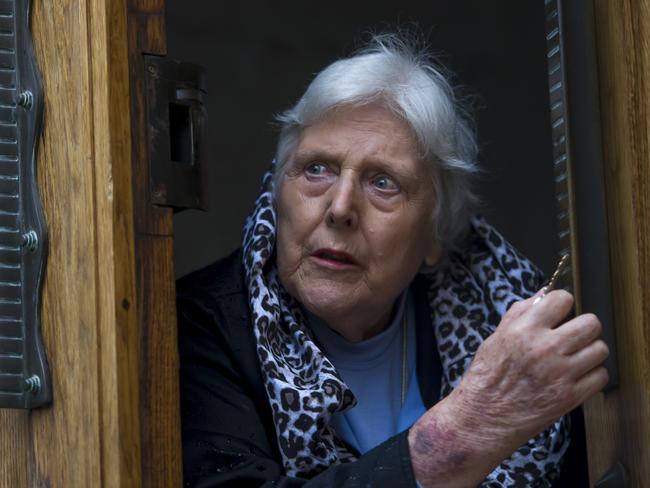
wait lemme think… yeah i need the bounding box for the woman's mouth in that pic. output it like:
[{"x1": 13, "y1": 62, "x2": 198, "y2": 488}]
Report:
[{"x1": 311, "y1": 248, "x2": 358, "y2": 269}]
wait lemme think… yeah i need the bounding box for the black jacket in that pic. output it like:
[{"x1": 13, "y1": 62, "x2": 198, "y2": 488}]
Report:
[{"x1": 176, "y1": 249, "x2": 443, "y2": 487}]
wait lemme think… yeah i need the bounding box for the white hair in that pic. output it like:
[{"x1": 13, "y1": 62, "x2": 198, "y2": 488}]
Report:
[{"x1": 273, "y1": 34, "x2": 479, "y2": 250}]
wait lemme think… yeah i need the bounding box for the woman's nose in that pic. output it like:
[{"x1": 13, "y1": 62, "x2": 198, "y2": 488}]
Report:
[{"x1": 326, "y1": 176, "x2": 359, "y2": 229}]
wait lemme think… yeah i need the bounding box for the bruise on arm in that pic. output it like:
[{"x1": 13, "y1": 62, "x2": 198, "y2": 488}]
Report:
[
  {"x1": 407, "y1": 394, "x2": 514, "y2": 488},
  {"x1": 410, "y1": 415, "x2": 476, "y2": 488}
]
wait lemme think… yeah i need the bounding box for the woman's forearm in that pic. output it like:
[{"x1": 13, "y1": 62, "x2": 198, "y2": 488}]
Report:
[{"x1": 408, "y1": 387, "x2": 519, "y2": 488}]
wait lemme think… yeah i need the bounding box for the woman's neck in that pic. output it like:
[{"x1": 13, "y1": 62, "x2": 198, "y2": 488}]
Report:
[{"x1": 311, "y1": 297, "x2": 402, "y2": 343}]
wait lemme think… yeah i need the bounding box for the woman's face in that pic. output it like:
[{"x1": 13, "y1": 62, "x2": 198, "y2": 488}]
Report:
[{"x1": 276, "y1": 104, "x2": 439, "y2": 341}]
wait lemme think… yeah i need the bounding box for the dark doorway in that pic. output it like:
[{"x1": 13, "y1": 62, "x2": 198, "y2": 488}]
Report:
[{"x1": 165, "y1": 2, "x2": 589, "y2": 486}]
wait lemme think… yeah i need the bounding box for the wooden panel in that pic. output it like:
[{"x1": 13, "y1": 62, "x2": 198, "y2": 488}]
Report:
[
  {"x1": 0, "y1": 0, "x2": 141, "y2": 486},
  {"x1": 88, "y1": 0, "x2": 142, "y2": 486},
  {"x1": 0, "y1": 410, "x2": 30, "y2": 486},
  {"x1": 583, "y1": 1, "x2": 650, "y2": 485},
  {"x1": 136, "y1": 236, "x2": 181, "y2": 486},
  {"x1": 28, "y1": 0, "x2": 104, "y2": 485},
  {"x1": 127, "y1": 1, "x2": 183, "y2": 487}
]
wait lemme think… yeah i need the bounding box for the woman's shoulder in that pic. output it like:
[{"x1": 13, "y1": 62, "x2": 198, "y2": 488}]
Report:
[
  {"x1": 175, "y1": 247, "x2": 254, "y2": 352},
  {"x1": 176, "y1": 248, "x2": 265, "y2": 385}
]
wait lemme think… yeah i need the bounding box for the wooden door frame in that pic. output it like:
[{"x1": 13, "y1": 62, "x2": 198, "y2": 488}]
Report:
[
  {"x1": 127, "y1": 0, "x2": 182, "y2": 486},
  {"x1": 582, "y1": 3, "x2": 650, "y2": 486},
  {"x1": 1, "y1": 0, "x2": 181, "y2": 486}
]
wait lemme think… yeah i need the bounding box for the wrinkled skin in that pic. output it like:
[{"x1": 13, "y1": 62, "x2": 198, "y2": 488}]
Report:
[
  {"x1": 409, "y1": 288, "x2": 609, "y2": 487},
  {"x1": 276, "y1": 104, "x2": 439, "y2": 342}
]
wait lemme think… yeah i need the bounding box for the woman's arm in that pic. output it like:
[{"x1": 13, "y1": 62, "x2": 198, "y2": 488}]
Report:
[
  {"x1": 409, "y1": 289, "x2": 608, "y2": 488},
  {"x1": 179, "y1": 280, "x2": 605, "y2": 487}
]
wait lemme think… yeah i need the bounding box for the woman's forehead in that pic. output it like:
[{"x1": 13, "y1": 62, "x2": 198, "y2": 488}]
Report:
[{"x1": 296, "y1": 104, "x2": 423, "y2": 165}]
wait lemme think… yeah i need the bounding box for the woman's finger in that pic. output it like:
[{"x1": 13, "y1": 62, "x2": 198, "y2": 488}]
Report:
[
  {"x1": 572, "y1": 365, "x2": 609, "y2": 406},
  {"x1": 553, "y1": 313, "x2": 603, "y2": 355},
  {"x1": 566, "y1": 339, "x2": 609, "y2": 380},
  {"x1": 525, "y1": 289, "x2": 574, "y2": 330},
  {"x1": 501, "y1": 288, "x2": 547, "y2": 325}
]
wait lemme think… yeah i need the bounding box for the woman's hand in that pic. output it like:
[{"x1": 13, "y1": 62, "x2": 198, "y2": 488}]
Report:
[
  {"x1": 408, "y1": 289, "x2": 609, "y2": 488},
  {"x1": 459, "y1": 289, "x2": 608, "y2": 436}
]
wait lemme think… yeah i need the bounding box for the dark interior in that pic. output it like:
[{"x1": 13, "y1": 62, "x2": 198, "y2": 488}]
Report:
[{"x1": 166, "y1": 1, "x2": 587, "y2": 485}]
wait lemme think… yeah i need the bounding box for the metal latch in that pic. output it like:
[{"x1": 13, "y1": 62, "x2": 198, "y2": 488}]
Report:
[{"x1": 144, "y1": 56, "x2": 208, "y2": 210}]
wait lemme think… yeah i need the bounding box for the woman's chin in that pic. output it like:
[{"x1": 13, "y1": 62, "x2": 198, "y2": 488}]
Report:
[
  {"x1": 298, "y1": 283, "x2": 361, "y2": 325},
  {"x1": 303, "y1": 295, "x2": 350, "y2": 320}
]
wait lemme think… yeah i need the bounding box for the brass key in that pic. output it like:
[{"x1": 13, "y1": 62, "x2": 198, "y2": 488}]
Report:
[{"x1": 533, "y1": 253, "x2": 570, "y2": 304}]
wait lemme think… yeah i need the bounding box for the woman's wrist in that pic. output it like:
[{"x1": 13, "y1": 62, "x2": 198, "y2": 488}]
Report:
[{"x1": 407, "y1": 385, "x2": 519, "y2": 488}]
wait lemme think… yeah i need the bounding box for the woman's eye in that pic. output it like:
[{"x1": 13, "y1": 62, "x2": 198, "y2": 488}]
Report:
[
  {"x1": 372, "y1": 175, "x2": 398, "y2": 191},
  {"x1": 305, "y1": 163, "x2": 328, "y2": 176}
]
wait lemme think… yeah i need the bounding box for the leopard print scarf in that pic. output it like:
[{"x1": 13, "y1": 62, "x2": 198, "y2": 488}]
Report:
[{"x1": 242, "y1": 168, "x2": 569, "y2": 485}]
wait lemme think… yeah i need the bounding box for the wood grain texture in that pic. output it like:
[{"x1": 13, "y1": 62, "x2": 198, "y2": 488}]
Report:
[
  {"x1": 0, "y1": 410, "x2": 30, "y2": 486},
  {"x1": 88, "y1": 0, "x2": 142, "y2": 486},
  {"x1": 136, "y1": 236, "x2": 182, "y2": 487},
  {"x1": 0, "y1": 0, "x2": 141, "y2": 486},
  {"x1": 583, "y1": 1, "x2": 650, "y2": 485},
  {"x1": 127, "y1": 1, "x2": 183, "y2": 486},
  {"x1": 29, "y1": 0, "x2": 104, "y2": 485}
]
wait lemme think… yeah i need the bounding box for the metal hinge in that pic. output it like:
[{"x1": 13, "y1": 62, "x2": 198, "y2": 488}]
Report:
[
  {"x1": 144, "y1": 56, "x2": 208, "y2": 210},
  {"x1": 0, "y1": 0, "x2": 50, "y2": 409}
]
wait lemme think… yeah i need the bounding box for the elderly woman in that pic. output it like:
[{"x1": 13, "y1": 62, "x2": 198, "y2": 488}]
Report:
[{"x1": 177, "y1": 36, "x2": 608, "y2": 487}]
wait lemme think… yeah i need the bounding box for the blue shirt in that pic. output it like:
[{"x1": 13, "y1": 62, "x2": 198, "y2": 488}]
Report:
[{"x1": 307, "y1": 290, "x2": 427, "y2": 455}]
